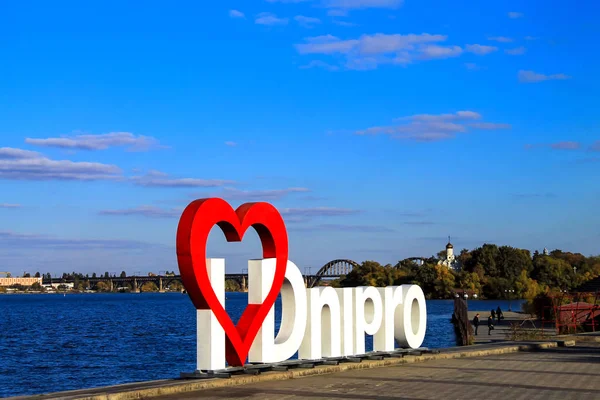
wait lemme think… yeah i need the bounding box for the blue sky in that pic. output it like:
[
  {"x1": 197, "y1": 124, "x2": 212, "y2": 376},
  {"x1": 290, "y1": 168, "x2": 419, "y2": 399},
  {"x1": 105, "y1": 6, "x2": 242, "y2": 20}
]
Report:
[{"x1": 1, "y1": 0, "x2": 599, "y2": 276}]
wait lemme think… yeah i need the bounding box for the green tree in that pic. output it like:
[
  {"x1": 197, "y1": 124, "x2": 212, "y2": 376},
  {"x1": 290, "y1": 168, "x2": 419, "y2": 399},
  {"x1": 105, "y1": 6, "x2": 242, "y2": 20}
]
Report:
[
  {"x1": 168, "y1": 280, "x2": 184, "y2": 291},
  {"x1": 340, "y1": 261, "x2": 396, "y2": 287},
  {"x1": 140, "y1": 281, "x2": 159, "y2": 292},
  {"x1": 96, "y1": 281, "x2": 111, "y2": 292},
  {"x1": 515, "y1": 269, "x2": 544, "y2": 299},
  {"x1": 34, "y1": 272, "x2": 41, "y2": 278},
  {"x1": 456, "y1": 271, "x2": 483, "y2": 295},
  {"x1": 532, "y1": 256, "x2": 574, "y2": 290},
  {"x1": 225, "y1": 279, "x2": 241, "y2": 292},
  {"x1": 120, "y1": 271, "x2": 127, "y2": 278}
]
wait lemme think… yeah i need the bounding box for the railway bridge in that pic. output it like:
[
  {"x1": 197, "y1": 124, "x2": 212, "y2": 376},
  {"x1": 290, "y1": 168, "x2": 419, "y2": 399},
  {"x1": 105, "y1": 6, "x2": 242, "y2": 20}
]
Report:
[{"x1": 42, "y1": 257, "x2": 430, "y2": 292}]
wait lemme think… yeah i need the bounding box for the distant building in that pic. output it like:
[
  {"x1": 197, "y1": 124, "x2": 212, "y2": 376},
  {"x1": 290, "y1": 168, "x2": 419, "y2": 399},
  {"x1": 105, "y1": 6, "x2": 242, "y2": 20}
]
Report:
[
  {"x1": 438, "y1": 237, "x2": 460, "y2": 271},
  {"x1": 0, "y1": 277, "x2": 42, "y2": 287},
  {"x1": 543, "y1": 247, "x2": 549, "y2": 256},
  {"x1": 42, "y1": 282, "x2": 74, "y2": 290}
]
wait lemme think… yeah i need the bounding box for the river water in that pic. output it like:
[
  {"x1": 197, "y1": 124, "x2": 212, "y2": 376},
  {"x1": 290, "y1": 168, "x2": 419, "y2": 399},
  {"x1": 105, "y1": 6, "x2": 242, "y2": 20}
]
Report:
[{"x1": 0, "y1": 293, "x2": 523, "y2": 398}]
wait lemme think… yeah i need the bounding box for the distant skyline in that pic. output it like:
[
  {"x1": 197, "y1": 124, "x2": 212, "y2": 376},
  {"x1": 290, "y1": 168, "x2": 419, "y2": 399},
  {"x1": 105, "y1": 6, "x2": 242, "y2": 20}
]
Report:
[{"x1": 1, "y1": 1, "x2": 599, "y2": 275}]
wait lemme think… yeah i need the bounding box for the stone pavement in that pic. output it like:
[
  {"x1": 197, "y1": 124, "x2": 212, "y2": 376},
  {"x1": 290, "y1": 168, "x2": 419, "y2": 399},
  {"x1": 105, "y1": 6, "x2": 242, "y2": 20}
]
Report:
[
  {"x1": 468, "y1": 310, "x2": 552, "y2": 344},
  {"x1": 157, "y1": 344, "x2": 600, "y2": 400}
]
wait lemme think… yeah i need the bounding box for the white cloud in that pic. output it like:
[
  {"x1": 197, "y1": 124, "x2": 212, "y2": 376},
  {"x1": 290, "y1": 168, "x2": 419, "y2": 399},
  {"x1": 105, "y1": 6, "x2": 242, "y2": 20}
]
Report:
[
  {"x1": 280, "y1": 207, "x2": 361, "y2": 218},
  {"x1": 419, "y1": 45, "x2": 462, "y2": 59},
  {"x1": 487, "y1": 36, "x2": 513, "y2": 43},
  {"x1": 525, "y1": 36, "x2": 539, "y2": 41},
  {"x1": 296, "y1": 33, "x2": 462, "y2": 70},
  {"x1": 0, "y1": 203, "x2": 22, "y2": 208},
  {"x1": 0, "y1": 230, "x2": 167, "y2": 250},
  {"x1": 229, "y1": 9, "x2": 245, "y2": 18},
  {"x1": 99, "y1": 206, "x2": 182, "y2": 218},
  {"x1": 468, "y1": 122, "x2": 512, "y2": 130},
  {"x1": 324, "y1": 0, "x2": 403, "y2": 9},
  {"x1": 355, "y1": 111, "x2": 510, "y2": 142},
  {"x1": 465, "y1": 44, "x2": 498, "y2": 55},
  {"x1": 505, "y1": 46, "x2": 526, "y2": 55},
  {"x1": 131, "y1": 170, "x2": 234, "y2": 188},
  {"x1": 206, "y1": 187, "x2": 311, "y2": 201},
  {"x1": 255, "y1": 12, "x2": 289, "y2": 26},
  {"x1": 332, "y1": 20, "x2": 357, "y2": 27},
  {"x1": 295, "y1": 15, "x2": 321, "y2": 28},
  {"x1": 328, "y1": 9, "x2": 348, "y2": 16},
  {"x1": 518, "y1": 70, "x2": 571, "y2": 83},
  {"x1": 0, "y1": 147, "x2": 122, "y2": 181},
  {"x1": 25, "y1": 132, "x2": 163, "y2": 151},
  {"x1": 464, "y1": 62, "x2": 480, "y2": 70},
  {"x1": 267, "y1": 0, "x2": 402, "y2": 9},
  {"x1": 299, "y1": 60, "x2": 340, "y2": 71},
  {"x1": 508, "y1": 12, "x2": 524, "y2": 19},
  {"x1": 225, "y1": 141, "x2": 238, "y2": 147}
]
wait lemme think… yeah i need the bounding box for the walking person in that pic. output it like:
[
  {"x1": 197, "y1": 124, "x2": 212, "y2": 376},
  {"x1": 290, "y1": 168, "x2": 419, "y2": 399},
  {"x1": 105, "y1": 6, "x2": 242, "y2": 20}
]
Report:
[
  {"x1": 488, "y1": 315, "x2": 494, "y2": 335},
  {"x1": 496, "y1": 306, "x2": 503, "y2": 324},
  {"x1": 491, "y1": 309, "x2": 496, "y2": 322},
  {"x1": 473, "y1": 313, "x2": 480, "y2": 335}
]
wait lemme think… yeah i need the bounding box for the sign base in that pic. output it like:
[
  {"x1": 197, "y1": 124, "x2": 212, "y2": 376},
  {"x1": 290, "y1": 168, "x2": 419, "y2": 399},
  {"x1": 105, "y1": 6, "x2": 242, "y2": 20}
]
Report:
[{"x1": 180, "y1": 348, "x2": 437, "y2": 379}]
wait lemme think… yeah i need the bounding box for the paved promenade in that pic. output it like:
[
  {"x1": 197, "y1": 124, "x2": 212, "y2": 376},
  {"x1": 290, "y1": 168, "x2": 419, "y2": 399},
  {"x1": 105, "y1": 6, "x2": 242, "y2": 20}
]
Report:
[
  {"x1": 467, "y1": 310, "x2": 553, "y2": 344},
  {"x1": 14, "y1": 341, "x2": 599, "y2": 400},
  {"x1": 161, "y1": 344, "x2": 600, "y2": 400}
]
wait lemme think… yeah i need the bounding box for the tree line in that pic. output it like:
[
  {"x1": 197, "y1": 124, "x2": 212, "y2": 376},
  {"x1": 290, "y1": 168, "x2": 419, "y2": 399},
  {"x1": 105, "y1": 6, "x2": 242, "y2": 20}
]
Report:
[{"x1": 330, "y1": 244, "x2": 600, "y2": 300}]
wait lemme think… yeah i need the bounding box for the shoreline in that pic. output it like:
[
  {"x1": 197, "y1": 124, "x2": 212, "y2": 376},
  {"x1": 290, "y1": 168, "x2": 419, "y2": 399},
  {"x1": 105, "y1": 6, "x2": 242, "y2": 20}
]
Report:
[{"x1": 0, "y1": 291, "x2": 527, "y2": 302}]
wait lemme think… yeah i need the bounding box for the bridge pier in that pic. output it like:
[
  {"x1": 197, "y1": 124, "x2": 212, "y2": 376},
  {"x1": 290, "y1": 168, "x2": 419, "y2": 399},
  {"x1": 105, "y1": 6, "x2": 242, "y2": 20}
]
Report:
[
  {"x1": 133, "y1": 278, "x2": 140, "y2": 293},
  {"x1": 159, "y1": 278, "x2": 164, "y2": 293},
  {"x1": 109, "y1": 279, "x2": 113, "y2": 292},
  {"x1": 241, "y1": 276, "x2": 247, "y2": 292}
]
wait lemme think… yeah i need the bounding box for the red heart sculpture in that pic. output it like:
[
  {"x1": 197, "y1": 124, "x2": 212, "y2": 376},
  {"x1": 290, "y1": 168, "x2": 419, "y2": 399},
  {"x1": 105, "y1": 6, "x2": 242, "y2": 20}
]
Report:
[{"x1": 176, "y1": 198, "x2": 288, "y2": 367}]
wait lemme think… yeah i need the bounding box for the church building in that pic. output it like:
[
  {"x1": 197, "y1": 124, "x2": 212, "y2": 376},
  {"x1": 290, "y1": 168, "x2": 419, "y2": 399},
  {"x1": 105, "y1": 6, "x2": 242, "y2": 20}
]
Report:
[{"x1": 438, "y1": 237, "x2": 460, "y2": 271}]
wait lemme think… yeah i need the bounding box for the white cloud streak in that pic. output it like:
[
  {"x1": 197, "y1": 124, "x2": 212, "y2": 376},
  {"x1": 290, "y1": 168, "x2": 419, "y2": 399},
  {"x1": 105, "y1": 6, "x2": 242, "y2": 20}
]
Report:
[
  {"x1": 355, "y1": 111, "x2": 510, "y2": 142},
  {"x1": 205, "y1": 187, "x2": 311, "y2": 201},
  {"x1": 280, "y1": 207, "x2": 362, "y2": 218},
  {"x1": 295, "y1": 15, "x2": 321, "y2": 28},
  {"x1": 487, "y1": 36, "x2": 513, "y2": 43},
  {"x1": 324, "y1": 0, "x2": 403, "y2": 9},
  {"x1": 255, "y1": 12, "x2": 289, "y2": 25},
  {"x1": 0, "y1": 203, "x2": 22, "y2": 208},
  {"x1": 505, "y1": 46, "x2": 526, "y2": 55},
  {"x1": 0, "y1": 147, "x2": 122, "y2": 181},
  {"x1": 229, "y1": 10, "x2": 245, "y2": 18},
  {"x1": 296, "y1": 33, "x2": 471, "y2": 70},
  {"x1": 518, "y1": 70, "x2": 571, "y2": 83},
  {"x1": 25, "y1": 132, "x2": 163, "y2": 151},
  {"x1": 296, "y1": 34, "x2": 499, "y2": 70},
  {"x1": 131, "y1": 170, "x2": 234, "y2": 188},
  {"x1": 465, "y1": 44, "x2": 498, "y2": 55},
  {"x1": 299, "y1": 60, "x2": 340, "y2": 71},
  {"x1": 99, "y1": 206, "x2": 182, "y2": 218}
]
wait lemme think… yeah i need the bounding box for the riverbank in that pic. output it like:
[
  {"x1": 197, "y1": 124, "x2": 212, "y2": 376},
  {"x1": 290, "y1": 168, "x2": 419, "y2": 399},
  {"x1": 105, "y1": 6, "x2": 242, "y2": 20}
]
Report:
[{"x1": 9, "y1": 340, "x2": 596, "y2": 400}]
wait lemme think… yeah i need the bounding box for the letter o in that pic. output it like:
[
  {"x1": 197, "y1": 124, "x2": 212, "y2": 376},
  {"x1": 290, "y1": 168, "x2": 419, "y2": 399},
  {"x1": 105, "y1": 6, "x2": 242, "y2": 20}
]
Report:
[{"x1": 395, "y1": 284, "x2": 427, "y2": 349}]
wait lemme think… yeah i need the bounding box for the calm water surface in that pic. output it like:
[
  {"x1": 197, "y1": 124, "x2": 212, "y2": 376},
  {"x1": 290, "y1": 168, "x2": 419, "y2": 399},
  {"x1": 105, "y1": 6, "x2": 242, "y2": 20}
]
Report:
[{"x1": 0, "y1": 293, "x2": 523, "y2": 398}]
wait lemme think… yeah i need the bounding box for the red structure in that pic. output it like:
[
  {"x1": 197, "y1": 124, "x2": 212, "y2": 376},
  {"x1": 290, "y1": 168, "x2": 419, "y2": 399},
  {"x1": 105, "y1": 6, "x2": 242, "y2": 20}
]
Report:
[
  {"x1": 176, "y1": 198, "x2": 289, "y2": 367},
  {"x1": 540, "y1": 292, "x2": 600, "y2": 335}
]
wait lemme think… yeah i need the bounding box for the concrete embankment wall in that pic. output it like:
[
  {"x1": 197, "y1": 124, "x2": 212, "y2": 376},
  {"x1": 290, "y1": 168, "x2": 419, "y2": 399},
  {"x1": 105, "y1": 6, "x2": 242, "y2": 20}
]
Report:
[{"x1": 7, "y1": 341, "x2": 573, "y2": 400}]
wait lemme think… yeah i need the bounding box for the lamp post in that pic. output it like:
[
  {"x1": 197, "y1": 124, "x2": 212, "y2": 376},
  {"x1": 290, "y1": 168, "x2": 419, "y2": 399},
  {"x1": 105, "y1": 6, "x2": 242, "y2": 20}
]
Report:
[{"x1": 505, "y1": 289, "x2": 515, "y2": 311}]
